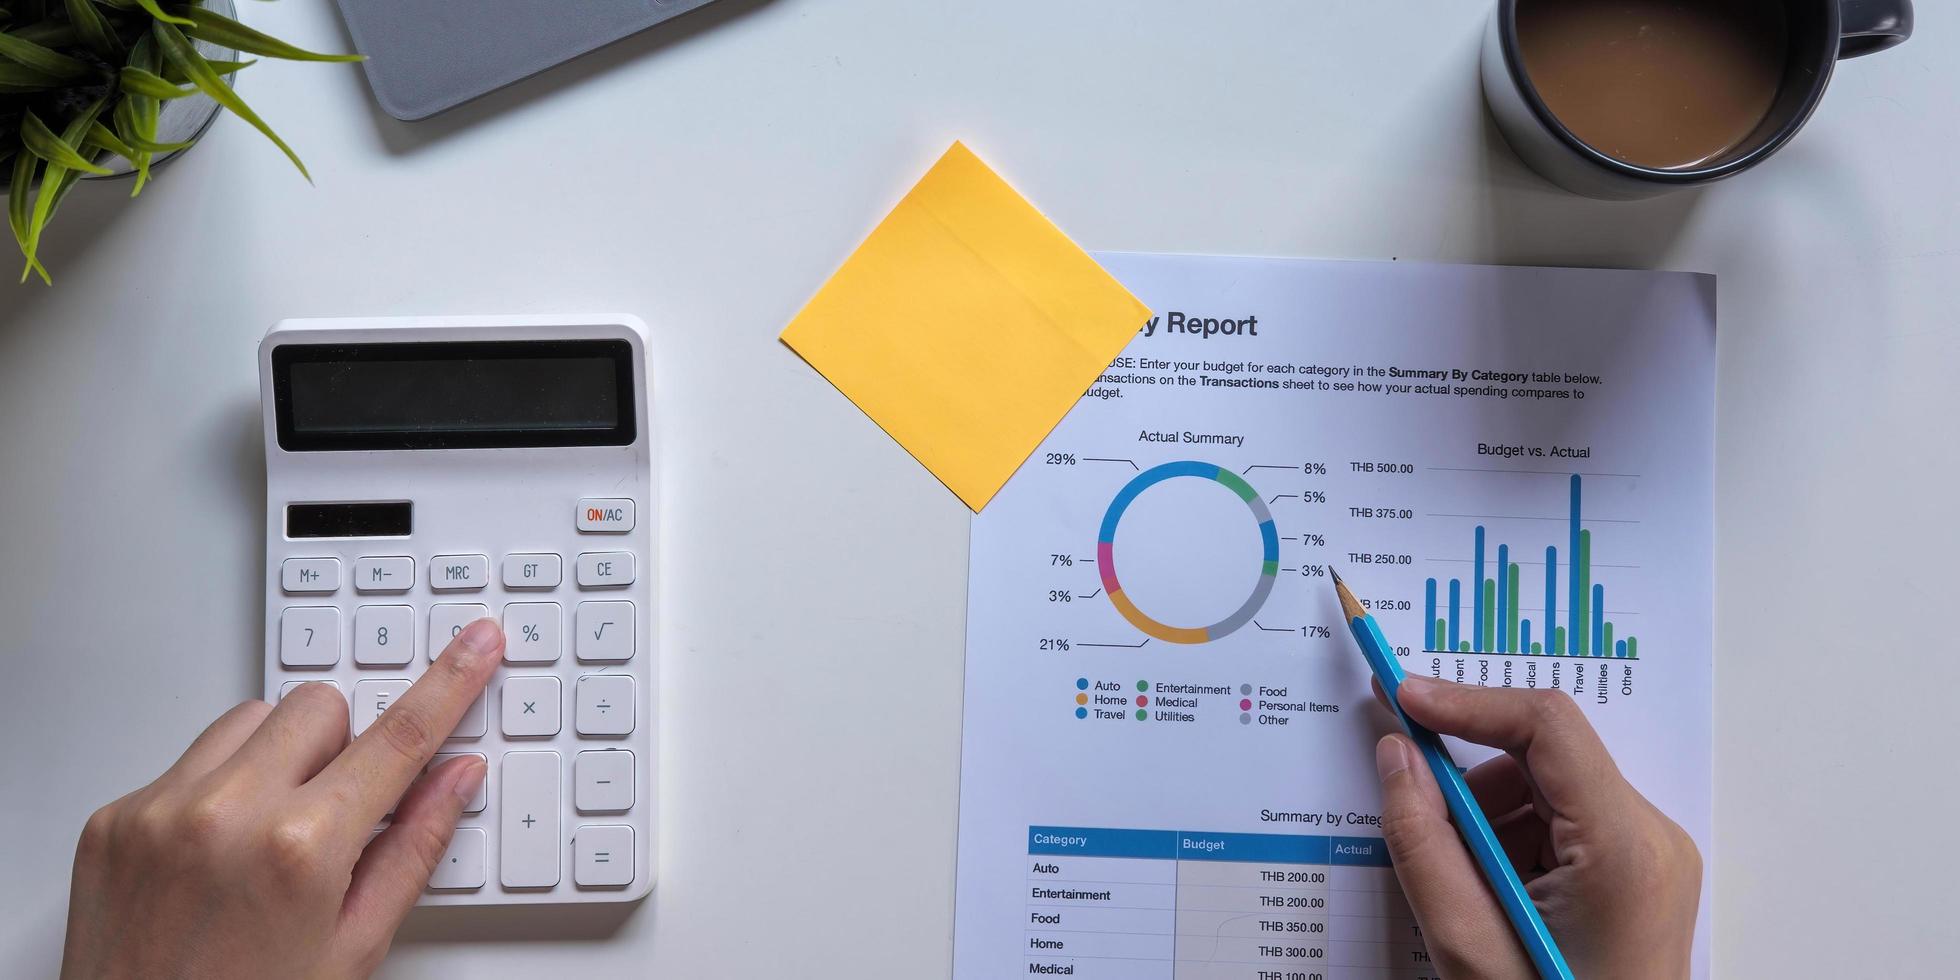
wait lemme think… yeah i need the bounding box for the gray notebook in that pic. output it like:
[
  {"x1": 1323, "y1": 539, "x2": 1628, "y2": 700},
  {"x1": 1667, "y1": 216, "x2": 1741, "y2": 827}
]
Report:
[{"x1": 336, "y1": 0, "x2": 724, "y2": 120}]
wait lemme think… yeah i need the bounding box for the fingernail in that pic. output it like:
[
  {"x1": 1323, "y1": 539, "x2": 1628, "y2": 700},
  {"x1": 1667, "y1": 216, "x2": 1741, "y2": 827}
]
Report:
[
  {"x1": 457, "y1": 619, "x2": 502, "y2": 659},
  {"x1": 1375, "y1": 735, "x2": 1411, "y2": 781},
  {"x1": 452, "y1": 758, "x2": 487, "y2": 805},
  {"x1": 1397, "y1": 675, "x2": 1440, "y2": 701}
]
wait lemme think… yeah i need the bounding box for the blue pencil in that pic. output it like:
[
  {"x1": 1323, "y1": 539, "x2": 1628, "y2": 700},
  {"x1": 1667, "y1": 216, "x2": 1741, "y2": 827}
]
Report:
[{"x1": 1331, "y1": 568, "x2": 1576, "y2": 980}]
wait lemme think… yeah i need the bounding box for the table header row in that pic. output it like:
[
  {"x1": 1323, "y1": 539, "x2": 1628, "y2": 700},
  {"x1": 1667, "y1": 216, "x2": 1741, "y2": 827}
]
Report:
[{"x1": 1028, "y1": 826, "x2": 1390, "y2": 866}]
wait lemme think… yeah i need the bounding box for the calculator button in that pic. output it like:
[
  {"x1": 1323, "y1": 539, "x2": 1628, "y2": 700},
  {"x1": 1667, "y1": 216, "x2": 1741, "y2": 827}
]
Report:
[
  {"x1": 574, "y1": 825, "x2": 634, "y2": 888},
  {"x1": 281, "y1": 557, "x2": 340, "y2": 594},
  {"x1": 431, "y1": 753, "x2": 489, "y2": 813},
  {"x1": 428, "y1": 827, "x2": 486, "y2": 890},
  {"x1": 575, "y1": 552, "x2": 635, "y2": 588},
  {"x1": 575, "y1": 675, "x2": 634, "y2": 737},
  {"x1": 575, "y1": 601, "x2": 635, "y2": 662},
  {"x1": 500, "y1": 751, "x2": 561, "y2": 888},
  {"x1": 447, "y1": 693, "x2": 487, "y2": 741},
  {"x1": 576, "y1": 498, "x2": 635, "y2": 533},
  {"x1": 430, "y1": 554, "x2": 489, "y2": 591},
  {"x1": 351, "y1": 679, "x2": 412, "y2": 736},
  {"x1": 501, "y1": 675, "x2": 562, "y2": 737},
  {"x1": 575, "y1": 750, "x2": 635, "y2": 813},
  {"x1": 352, "y1": 556, "x2": 414, "y2": 593},
  {"x1": 429, "y1": 603, "x2": 491, "y2": 660},
  {"x1": 279, "y1": 679, "x2": 340, "y2": 700},
  {"x1": 354, "y1": 605, "x2": 414, "y2": 667},
  {"x1": 279, "y1": 607, "x2": 341, "y2": 667},
  {"x1": 502, "y1": 553, "x2": 562, "y2": 589},
  {"x1": 501, "y1": 602, "x2": 562, "y2": 664}
]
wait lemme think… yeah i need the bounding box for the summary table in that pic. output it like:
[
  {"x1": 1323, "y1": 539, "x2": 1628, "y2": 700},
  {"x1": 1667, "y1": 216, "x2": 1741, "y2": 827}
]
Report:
[{"x1": 1025, "y1": 826, "x2": 1434, "y2": 979}]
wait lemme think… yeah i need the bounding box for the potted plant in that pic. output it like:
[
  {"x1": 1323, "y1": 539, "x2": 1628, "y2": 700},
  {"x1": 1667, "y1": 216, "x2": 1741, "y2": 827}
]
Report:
[{"x1": 0, "y1": 0, "x2": 358, "y2": 283}]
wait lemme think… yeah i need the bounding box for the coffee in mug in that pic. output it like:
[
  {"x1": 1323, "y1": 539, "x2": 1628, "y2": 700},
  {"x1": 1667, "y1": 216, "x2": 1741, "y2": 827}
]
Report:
[{"x1": 1482, "y1": 0, "x2": 1915, "y2": 199}]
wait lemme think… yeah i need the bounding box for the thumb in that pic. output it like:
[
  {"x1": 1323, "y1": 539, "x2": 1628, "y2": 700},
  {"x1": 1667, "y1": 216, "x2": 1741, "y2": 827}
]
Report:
[
  {"x1": 332, "y1": 755, "x2": 486, "y2": 972},
  {"x1": 1374, "y1": 734, "x2": 1532, "y2": 978}
]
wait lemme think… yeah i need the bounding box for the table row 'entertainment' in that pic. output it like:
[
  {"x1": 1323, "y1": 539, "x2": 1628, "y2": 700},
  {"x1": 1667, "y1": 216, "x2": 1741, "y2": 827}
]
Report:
[{"x1": 1023, "y1": 826, "x2": 1435, "y2": 980}]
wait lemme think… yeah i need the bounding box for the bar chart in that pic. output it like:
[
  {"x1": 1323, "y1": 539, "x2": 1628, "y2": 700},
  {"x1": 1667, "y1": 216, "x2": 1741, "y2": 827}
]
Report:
[{"x1": 1423, "y1": 475, "x2": 1639, "y2": 659}]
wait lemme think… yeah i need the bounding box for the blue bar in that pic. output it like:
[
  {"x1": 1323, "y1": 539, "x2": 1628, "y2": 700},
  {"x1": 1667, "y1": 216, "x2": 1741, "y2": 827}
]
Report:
[
  {"x1": 1029, "y1": 826, "x2": 1177, "y2": 859},
  {"x1": 1520, "y1": 619, "x2": 1531, "y2": 654},
  {"x1": 1615, "y1": 639, "x2": 1628, "y2": 659},
  {"x1": 1330, "y1": 837, "x2": 1393, "y2": 867},
  {"x1": 1448, "y1": 579, "x2": 1461, "y2": 651},
  {"x1": 1177, "y1": 831, "x2": 1331, "y2": 864},
  {"x1": 1473, "y1": 526, "x2": 1486, "y2": 653},
  {"x1": 1424, "y1": 578, "x2": 1437, "y2": 650},
  {"x1": 1495, "y1": 544, "x2": 1509, "y2": 653},
  {"x1": 1592, "y1": 584, "x2": 1605, "y2": 657},
  {"x1": 1568, "y1": 477, "x2": 1581, "y2": 660},
  {"x1": 1544, "y1": 546, "x2": 1557, "y2": 653}
]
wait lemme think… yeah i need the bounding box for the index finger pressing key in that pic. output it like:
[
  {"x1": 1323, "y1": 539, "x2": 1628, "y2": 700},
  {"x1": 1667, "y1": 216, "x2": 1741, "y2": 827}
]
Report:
[{"x1": 312, "y1": 618, "x2": 505, "y2": 830}]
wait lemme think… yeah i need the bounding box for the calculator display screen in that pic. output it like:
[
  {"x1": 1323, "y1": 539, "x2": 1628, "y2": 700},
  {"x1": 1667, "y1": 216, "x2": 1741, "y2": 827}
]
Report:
[{"x1": 272, "y1": 340, "x2": 635, "y2": 450}]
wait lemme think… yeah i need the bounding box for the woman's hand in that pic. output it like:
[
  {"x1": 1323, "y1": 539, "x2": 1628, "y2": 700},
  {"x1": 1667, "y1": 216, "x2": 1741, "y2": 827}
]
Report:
[
  {"x1": 1374, "y1": 676, "x2": 1702, "y2": 980},
  {"x1": 61, "y1": 620, "x2": 505, "y2": 980}
]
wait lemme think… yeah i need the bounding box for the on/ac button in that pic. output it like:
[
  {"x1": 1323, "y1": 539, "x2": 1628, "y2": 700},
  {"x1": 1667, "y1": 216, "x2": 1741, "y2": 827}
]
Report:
[{"x1": 576, "y1": 498, "x2": 634, "y2": 533}]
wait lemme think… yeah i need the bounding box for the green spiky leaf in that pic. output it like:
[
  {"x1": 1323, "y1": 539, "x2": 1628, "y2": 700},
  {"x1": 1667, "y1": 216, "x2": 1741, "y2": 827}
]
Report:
[
  {"x1": 126, "y1": 33, "x2": 161, "y2": 192},
  {"x1": 131, "y1": 0, "x2": 194, "y2": 27},
  {"x1": 119, "y1": 65, "x2": 197, "y2": 99},
  {"x1": 20, "y1": 109, "x2": 109, "y2": 175},
  {"x1": 20, "y1": 99, "x2": 108, "y2": 278},
  {"x1": 82, "y1": 120, "x2": 135, "y2": 160},
  {"x1": 0, "y1": 59, "x2": 77, "y2": 90},
  {"x1": 180, "y1": 7, "x2": 363, "y2": 62},
  {"x1": 0, "y1": 26, "x2": 95, "y2": 78},
  {"x1": 19, "y1": 99, "x2": 107, "y2": 277},
  {"x1": 61, "y1": 0, "x2": 123, "y2": 60},
  {"x1": 162, "y1": 56, "x2": 254, "y2": 83},
  {"x1": 154, "y1": 21, "x2": 309, "y2": 181},
  {"x1": 9, "y1": 148, "x2": 48, "y2": 284}
]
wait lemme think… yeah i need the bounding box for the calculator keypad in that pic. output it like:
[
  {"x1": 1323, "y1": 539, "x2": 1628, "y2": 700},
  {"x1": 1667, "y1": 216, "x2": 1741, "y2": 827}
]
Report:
[{"x1": 271, "y1": 531, "x2": 645, "y2": 901}]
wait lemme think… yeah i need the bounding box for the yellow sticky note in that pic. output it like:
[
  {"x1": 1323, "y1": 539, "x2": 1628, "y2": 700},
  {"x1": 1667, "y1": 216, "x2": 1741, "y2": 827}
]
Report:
[{"x1": 781, "y1": 142, "x2": 1151, "y2": 511}]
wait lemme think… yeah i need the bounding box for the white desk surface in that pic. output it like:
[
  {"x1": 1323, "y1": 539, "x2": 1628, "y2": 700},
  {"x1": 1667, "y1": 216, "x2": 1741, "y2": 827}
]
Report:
[{"x1": 1, "y1": 1, "x2": 1954, "y2": 976}]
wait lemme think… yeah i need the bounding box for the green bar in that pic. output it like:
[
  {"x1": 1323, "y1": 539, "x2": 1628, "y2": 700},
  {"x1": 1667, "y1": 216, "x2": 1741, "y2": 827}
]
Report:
[
  {"x1": 1482, "y1": 579, "x2": 1496, "y2": 652},
  {"x1": 1627, "y1": 637, "x2": 1638, "y2": 660},
  {"x1": 1434, "y1": 618, "x2": 1446, "y2": 651},
  {"x1": 1603, "y1": 621, "x2": 1614, "y2": 658},
  {"x1": 1531, "y1": 641, "x2": 1543, "y2": 654},
  {"x1": 1506, "y1": 563, "x2": 1520, "y2": 653},
  {"x1": 1213, "y1": 468, "x2": 1260, "y2": 502},
  {"x1": 1459, "y1": 641, "x2": 1470, "y2": 652},
  {"x1": 1555, "y1": 626, "x2": 1566, "y2": 655},
  {"x1": 1575, "y1": 530, "x2": 1592, "y2": 655}
]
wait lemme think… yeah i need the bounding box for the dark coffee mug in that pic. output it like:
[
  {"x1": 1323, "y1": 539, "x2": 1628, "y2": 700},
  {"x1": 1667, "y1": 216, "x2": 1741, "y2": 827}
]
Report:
[{"x1": 1482, "y1": 0, "x2": 1914, "y2": 199}]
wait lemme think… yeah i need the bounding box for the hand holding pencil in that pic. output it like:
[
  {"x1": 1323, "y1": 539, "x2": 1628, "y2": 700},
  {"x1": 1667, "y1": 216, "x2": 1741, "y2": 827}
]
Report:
[{"x1": 1335, "y1": 570, "x2": 1703, "y2": 980}]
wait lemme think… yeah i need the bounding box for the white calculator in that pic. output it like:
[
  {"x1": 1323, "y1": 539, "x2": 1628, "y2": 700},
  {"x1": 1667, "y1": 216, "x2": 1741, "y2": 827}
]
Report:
[{"x1": 258, "y1": 314, "x2": 656, "y2": 905}]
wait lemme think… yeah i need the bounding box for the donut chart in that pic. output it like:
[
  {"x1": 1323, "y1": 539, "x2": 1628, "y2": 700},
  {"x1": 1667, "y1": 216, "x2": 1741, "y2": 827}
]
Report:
[{"x1": 1096, "y1": 461, "x2": 1280, "y2": 643}]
